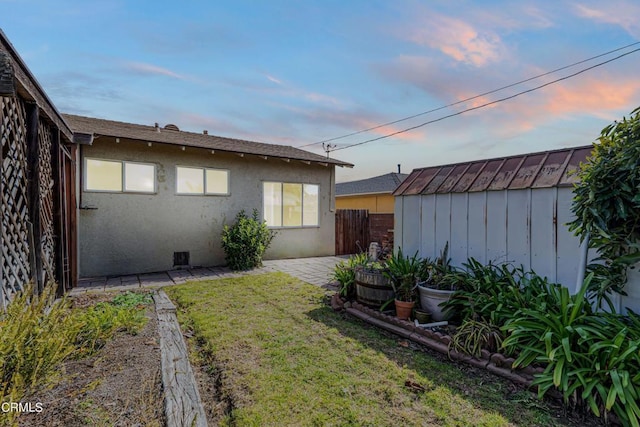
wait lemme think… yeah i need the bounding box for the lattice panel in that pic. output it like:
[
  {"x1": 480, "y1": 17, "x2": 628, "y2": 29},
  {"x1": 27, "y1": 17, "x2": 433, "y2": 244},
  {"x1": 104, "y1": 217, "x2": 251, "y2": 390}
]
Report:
[
  {"x1": 38, "y1": 119, "x2": 55, "y2": 284},
  {"x1": 1, "y1": 96, "x2": 30, "y2": 307}
]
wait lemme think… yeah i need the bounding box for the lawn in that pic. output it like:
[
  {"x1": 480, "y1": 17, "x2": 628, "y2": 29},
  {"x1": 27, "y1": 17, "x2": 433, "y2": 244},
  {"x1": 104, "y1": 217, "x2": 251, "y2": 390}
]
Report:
[{"x1": 167, "y1": 272, "x2": 569, "y2": 426}]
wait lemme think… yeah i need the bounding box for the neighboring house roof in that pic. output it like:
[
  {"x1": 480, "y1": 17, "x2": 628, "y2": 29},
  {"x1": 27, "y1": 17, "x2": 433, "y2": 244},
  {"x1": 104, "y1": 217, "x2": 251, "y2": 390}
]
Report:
[
  {"x1": 336, "y1": 172, "x2": 409, "y2": 196},
  {"x1": 394, "y1": 145, "x2": 593, "y2": 196},
  {"x1": 62, "y1": 114, "x2": 353, "y2": 168}
]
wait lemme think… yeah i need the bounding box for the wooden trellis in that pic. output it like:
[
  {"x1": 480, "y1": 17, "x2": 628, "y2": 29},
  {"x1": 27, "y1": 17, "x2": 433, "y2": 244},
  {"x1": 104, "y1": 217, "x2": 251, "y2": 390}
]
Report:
[
  {"x1": 37, "y1": 119, "x2": 56, "y2": 287},
  {"x1": 1, "y1": 95, "x2": 31, "y2": 308},
  {"x1": 1, "y1": 37, "x2": 77, "y2": 310}
]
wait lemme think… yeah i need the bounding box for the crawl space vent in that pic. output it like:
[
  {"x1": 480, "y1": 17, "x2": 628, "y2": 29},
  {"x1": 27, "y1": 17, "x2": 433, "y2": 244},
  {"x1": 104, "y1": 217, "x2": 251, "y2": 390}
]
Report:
[{"x1": 173, "y1": 251, "x2": 190, "y2": 268}]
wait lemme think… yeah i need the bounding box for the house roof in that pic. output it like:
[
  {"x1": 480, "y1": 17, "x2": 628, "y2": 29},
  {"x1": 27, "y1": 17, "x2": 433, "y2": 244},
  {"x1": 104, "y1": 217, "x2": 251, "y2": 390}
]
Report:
[
  {"x1": 393, "y1": 145, "x2": 593, "y2": 196},
  {"x1": 336, "y1": 172, "x2": 409, "y2": 196},
  {"x1": 62, "y1": 114, "x2": 353, "y2": 168}
]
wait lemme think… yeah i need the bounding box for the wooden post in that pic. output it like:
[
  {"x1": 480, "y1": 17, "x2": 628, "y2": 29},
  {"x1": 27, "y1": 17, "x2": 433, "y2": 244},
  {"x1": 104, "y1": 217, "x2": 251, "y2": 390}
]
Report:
[
  {"x1": 25, "y1": 102, "x2": 42, "y2": 293},
  {"x1": 0, "y1": 51, "x2": 14, "y2": 310},
  {"x1": 51, "y1": 128, "x2": 65, "y2": 296},
  {"x1": 0, "y1": 52, "x2": 15, "y2": 96}
]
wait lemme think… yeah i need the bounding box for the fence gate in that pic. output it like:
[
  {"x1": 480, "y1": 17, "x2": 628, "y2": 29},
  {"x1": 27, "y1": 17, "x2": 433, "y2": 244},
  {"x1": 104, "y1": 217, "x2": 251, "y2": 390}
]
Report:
[{"x1": 335, "y1": 209, "x2": 369, "y2": 255}]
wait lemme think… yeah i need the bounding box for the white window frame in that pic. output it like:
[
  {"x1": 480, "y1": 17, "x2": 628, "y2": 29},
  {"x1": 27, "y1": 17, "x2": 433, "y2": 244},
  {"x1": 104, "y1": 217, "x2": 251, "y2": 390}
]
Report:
[
  {"x1": 262, "y1": 181, "x2": 319, "y2": 228},
  {"x1": 175, "y1": 166, "x2": 230, "y2": 196},
  {"x1": 84, "y1": 158, "x2": 156, "y2": 194}
]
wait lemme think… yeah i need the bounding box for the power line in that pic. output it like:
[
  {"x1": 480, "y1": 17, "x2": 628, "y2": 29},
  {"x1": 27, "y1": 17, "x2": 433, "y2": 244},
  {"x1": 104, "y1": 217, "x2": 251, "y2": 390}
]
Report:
[
  {"x1": 330, "y1": 47, "x2": 640, "y2": 153},
  {"x1": 297, "y1": 40, "x2": 640, "y2": 149}
]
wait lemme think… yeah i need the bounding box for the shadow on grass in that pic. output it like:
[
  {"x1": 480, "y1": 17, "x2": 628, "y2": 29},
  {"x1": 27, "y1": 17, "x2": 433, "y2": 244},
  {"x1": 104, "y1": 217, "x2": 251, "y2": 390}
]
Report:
[{"x1": 305, "y1": 305, "x2": 595, "y2": 427}]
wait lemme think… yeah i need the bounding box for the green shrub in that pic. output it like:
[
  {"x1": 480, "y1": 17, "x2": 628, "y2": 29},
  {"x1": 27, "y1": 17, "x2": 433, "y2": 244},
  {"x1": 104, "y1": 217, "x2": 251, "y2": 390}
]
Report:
[
  {"x1": 502, "y1": 275, "x2": 640, "y2": 426},
  {"x1": 442, "y1": 259, "x2": 561, "y2": 326},
  {"x1": 0, "y1": 283, "x2": 78, "y2": 423},
  {"x1": 449, "y1": 318, "x2": 503, "y2": 358},
  {"x1": 221, "y1": 209, "x2": 276, "y2": 271},
  {"x1": 569, "y1": 106, "x2": 640, "y2": 311},
  {"x1": 0, "y1": 285, "x2": 150, "y2": 424}
]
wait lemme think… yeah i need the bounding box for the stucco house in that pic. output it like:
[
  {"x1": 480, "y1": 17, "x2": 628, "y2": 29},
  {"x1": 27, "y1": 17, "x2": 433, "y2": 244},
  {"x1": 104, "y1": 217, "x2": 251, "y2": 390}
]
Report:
[
  {"x1": 336, "y1": 171, "x2": 407, "y2": 213},
  {"x1": 64, "y1": 114, "x2": 352, "y2": 277}
]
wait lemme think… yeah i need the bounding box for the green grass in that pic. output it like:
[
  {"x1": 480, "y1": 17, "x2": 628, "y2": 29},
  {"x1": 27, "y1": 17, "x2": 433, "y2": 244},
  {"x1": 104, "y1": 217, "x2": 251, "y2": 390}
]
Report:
[{"x1": 167, "y1": 273, "x2": 566, "y2": 426}]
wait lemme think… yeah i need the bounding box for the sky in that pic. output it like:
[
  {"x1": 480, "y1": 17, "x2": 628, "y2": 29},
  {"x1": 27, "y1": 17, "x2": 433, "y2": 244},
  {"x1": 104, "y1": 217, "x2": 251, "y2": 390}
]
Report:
[{"x1": 2, "y1": 0, "x2": 640, "y2": 182}]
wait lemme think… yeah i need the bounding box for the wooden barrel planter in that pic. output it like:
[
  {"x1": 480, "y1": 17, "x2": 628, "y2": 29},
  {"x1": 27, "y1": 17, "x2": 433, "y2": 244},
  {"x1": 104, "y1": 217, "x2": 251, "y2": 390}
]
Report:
[{"x1": 355, "y1": 269, "x2": 394, "y2": 307}]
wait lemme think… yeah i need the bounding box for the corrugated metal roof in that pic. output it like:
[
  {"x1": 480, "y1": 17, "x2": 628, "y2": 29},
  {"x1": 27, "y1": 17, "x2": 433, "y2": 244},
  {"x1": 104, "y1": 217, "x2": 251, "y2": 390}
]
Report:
[
  {"x1": 393, "y1": 145, "x2": 593, "y2": 196},
  {"x1": 63, "y1": 114, "x2": 353, "y2": 167}
]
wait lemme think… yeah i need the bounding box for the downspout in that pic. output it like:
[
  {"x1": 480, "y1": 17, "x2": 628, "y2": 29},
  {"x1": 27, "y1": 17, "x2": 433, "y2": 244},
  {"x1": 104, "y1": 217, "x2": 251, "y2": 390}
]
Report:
[{"x1": 575, "y1": 231, "x2": 590, "y2": 294}]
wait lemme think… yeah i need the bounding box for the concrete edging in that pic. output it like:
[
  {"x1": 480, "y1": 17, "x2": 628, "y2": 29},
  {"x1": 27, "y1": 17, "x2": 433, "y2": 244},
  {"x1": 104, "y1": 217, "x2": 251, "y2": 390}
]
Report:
[
  {"x1": 154, "y1": 290, "x2": 208, "y2": 427},
  {"x1": 334, "y1": 294, "x2": 543, "y2": 387}
]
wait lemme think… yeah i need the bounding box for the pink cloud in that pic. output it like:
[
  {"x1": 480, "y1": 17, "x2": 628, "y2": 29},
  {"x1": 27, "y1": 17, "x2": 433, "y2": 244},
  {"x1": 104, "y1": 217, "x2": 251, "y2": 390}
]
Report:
[
  {"x1": 543, "y1": 78, "x2": 640, "y2": 118},
  {"x1": 574, "y1": 2, "x2": 640, "y2": 37},
  {"x1": 405, "y1": 12, "x2": 503, "y2": 67},
  {"x1": 478, "y1": 76, "x2": 640, "y2": 139}
]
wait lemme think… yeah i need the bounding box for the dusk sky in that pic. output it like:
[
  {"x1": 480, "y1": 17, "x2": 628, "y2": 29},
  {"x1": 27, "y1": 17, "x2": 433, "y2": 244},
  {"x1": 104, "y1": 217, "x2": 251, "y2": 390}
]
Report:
[{"x1": 2, "y1": 1, "x2": 639, "y2": 182}]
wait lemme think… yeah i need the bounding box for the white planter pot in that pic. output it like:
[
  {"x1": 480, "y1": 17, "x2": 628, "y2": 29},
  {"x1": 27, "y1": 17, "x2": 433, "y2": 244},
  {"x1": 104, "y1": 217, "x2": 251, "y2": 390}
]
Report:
[{"x1": 418, "y1": 285, "x2": 454, "y2": 321}]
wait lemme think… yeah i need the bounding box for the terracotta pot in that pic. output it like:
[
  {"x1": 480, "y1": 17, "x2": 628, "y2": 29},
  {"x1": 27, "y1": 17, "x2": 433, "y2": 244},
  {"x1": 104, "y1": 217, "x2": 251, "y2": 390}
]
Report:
[{"x1": 394, "y1": 299, "x2": 415, "y2": 320}]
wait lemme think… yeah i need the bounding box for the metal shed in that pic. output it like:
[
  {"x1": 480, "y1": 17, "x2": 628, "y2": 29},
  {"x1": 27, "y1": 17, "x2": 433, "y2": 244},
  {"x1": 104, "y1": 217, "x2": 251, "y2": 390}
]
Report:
[{"x1": 393, "y1": 145, "x2": 640, "y2": 314}]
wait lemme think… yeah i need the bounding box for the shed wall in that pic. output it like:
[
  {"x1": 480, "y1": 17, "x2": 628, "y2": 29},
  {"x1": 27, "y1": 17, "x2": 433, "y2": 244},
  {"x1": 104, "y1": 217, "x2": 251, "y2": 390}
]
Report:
[
  {"x1": 79, "y1": 138, "x2": 335, "y2": 277},
  {"x1": 396, "y1": 187, "x2": 640, "y2": 313},
  {"x1": 398, "y1": 188, "x2": 583, "y2": 281}
]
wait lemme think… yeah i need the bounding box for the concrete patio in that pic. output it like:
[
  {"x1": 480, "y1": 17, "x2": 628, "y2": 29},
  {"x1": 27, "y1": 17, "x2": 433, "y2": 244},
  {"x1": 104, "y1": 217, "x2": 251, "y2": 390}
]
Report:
[{"x1": 70, "y1": 256, "x2": 347, "y2": 295}]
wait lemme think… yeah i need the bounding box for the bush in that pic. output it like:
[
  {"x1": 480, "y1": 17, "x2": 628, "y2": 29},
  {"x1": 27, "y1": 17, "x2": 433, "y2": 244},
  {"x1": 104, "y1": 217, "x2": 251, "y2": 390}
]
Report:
[
  {"x1": 221, "y1": 209, "x2": 276, "y2": 271},
  {"x1": 502, "y1": 275, "x2": 640, "y2": 426},
  {"x1": 0, "y1": 284, "x2": 150, "y2": 425},
  {"x1": 569, "y1": 106, "x2": 640, "y2": 310},
  {"x1": 442, "y1": 258, "x2": 561, "y2": 326},
  {"x1": 0, "y1": 283, "x2": 78, "y2": 424}
]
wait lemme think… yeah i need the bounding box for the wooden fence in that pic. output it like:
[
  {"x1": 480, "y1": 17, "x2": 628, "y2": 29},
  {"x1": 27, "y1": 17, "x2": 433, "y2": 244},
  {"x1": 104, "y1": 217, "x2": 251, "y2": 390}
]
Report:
[
  {"x1": 335, "y1": 210, "x2": 396, "y2": 256},
  {"x1": 335, "y1": 209, "x2": 369, "y2": 255}
]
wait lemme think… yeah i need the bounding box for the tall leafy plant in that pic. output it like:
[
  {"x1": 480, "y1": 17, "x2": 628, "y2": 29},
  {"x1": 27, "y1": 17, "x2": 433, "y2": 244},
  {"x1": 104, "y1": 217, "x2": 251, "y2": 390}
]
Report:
[
  {"x1": 222, "y1": 209, "x2": 276, "y2": 270},
  {"x1": 384, "y1": 249, "x2": 420, "y2": 301},
  {"x1": 569, "y1": 106, "x2": 640, "y2": 310},
  {"x1": 502, "y1": 275, "x2": 640, "y2": 426},
  {"x1": 442, "y1": 259, "x2": 562, "y2": 326}
]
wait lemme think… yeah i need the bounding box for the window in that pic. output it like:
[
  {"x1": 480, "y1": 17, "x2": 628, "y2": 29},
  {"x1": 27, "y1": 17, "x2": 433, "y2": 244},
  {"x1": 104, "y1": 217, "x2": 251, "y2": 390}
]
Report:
[
  {"x1": 176, "y1": 167, "x2": 229, "y2": 195},
  {"x1": 263, "y1": 182, "x2": 319, "y2": 227},
  {"x1": 85, "y1": 158, "x2": 155, "y2": 193}
]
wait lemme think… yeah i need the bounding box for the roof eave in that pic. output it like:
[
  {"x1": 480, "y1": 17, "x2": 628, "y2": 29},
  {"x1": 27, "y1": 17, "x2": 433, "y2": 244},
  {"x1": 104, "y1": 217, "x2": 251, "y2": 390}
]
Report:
[{"x1": 84, "y1": 131, "x2": 353, "y2": 167}]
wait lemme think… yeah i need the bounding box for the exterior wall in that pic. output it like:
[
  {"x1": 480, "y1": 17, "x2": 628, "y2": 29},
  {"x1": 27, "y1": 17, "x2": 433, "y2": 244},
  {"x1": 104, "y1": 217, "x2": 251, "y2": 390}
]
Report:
[
  {"x1": 79, "y1": 138, "x2": 335, "y2": 277},
  {"x1": 395, "y1": 188, "x2": 640, "y2": 313},
  {"x1": 397, "y1": 188, "x2": 587, "y2": 279},
  {"x1": 369, "y1": 213, "x2": 394, "y2": 246},
  {"x1": 336, "y1": 194, "x2": 394, "y2": 213}
]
